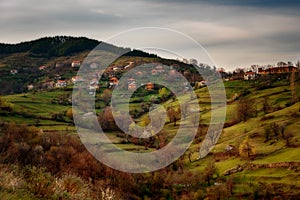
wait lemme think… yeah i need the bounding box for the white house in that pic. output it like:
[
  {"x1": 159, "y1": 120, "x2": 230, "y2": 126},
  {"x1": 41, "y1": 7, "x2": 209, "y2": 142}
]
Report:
[
  {"x1": 244, "y1": 72, "x2": 256, "y2": 80},
  {"x1": 71, "y1": 61, "x2": 81, "y2": 67},
  {"x1": 90, "y1": 63, "x2": 99, "y2": 69},
  {"x1": 27, "y1": 84, "x2": 34, "y2": 90},
  {"x1": 55, "y1": 80, "x2": 67, "y2": 88},
  {"x1": 113, "y1": 66, "x2": 122, "y2": 71},
  {"x1": 10, "y1": 69, "x2": 18, "y2": 75},
  {"x1": 72, "y1": 76, "x2": 84, "y2": 83},
  {"x1": 124, "y1": 61, "x2": 134, "y2": 69},
  {"x1": 90, "y1": 78, "x2": 98, "y2": 85}
]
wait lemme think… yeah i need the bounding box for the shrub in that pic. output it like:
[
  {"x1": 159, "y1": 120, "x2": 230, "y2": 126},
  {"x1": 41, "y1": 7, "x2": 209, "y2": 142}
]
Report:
[
  {"x1": 24, "y1": 166, "x2": 55, "y2": 199},
  {"x1": 54, "y1": 174, "x2": 92, "y2": 200},
  {"x1": 239, "y1": 137, "x2": 256, "y2": 160}
]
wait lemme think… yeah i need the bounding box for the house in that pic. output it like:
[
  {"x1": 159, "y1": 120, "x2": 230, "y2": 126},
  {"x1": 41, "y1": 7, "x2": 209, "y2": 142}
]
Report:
[
  {"x1": 225, "y1": 145, "x2": 237, "y2": 156},
  {"x1": 90, "y1": 63, "x2": 99, "y2": 69},
  {"x1": 55, "y1": 80, "x2": 67, "y2": 88},
  {"x1": 127, "y1": 78, "x2": 136, "y2": 90},
  {"x1": 136, "y1": 71, "x2": 143, "y2": 76},
  {"x1": 124, "y1": 61, "x2": 134, "y2": 69},
  {"x1": 39, "y1": 66, "x2": 47, "y2": 71},
  {"x1": 27, "y1": 84, "x2": 34, "y2": 91},
  {"x1": 244, "y1": 71, "x2": 256, "y2": 80},
  {"x1": 54, "y1": 74, "x2": 61, "y2": 80},
  {"x1": 169, "y1": 69, "x2": 177, "y2": 76},
  {"x1": 71, "y1": 61, "x2": 81, "y2": 68},
  {"x1": 156, "y1": 65, "x2": 165, "y2": 73},
  {"x1": 82, "y1": 112, "x2": 94, "y2": 120},
  {"x1": 71, "y1": 76, "x2": 84, "y2": 83},
  {"x1": 113, "y1": 66, "x2": 122, "y2": 71},
  {"x1": 10, "y1": 69, "x2": 18, "y2": 75},
  {"x1": 42, "y1": 81, "x2": 55, "y2": 89},
  {"x1": 109, "y1": 77, "x2": 118, "y2": 88},
  {"x1": 89, "y1": 84, "x2": 99, "y2": 91},
  {"x1": 168, "y1": 70, "x2": 182, "y2": 80},
  {"x1": 90, "y1": 78, "x2": 98, "y2": 86},
  {"x1": 127, "y1": 78, "x2": 135, "y2": 84},
  {"x1": 88, "y1": 78, "x2": 99, "y2": 95},
  {"x1": 258, "y1": 65, "x2": 297, "y2": 75},
  {"x1": 55, "y1": 63, "x2": 63, "y2": 68},
  {"x1": 151, "y1": 69, "x2": 158, "y2": 75},
  {"x1": 128, "y1": 82, "x2": 137, "y2": 90},
  {"x1": 146, "y1": 82, "x2": 154, "y2": 90}
]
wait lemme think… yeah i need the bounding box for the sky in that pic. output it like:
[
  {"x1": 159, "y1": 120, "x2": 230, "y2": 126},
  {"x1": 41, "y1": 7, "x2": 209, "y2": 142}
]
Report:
[{"x1": 1, "y1": 0, "x2": 300, "y2": 70}]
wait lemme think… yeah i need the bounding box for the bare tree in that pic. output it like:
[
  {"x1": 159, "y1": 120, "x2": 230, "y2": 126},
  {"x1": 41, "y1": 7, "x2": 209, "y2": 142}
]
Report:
[
  {"x1": 262, "y1": 96, "x2": 270, "y2": 114},
  {"x1": 203, "y1": 161, "x2": 216, "y2": 186},
  {"x1": 237, "y1": 98, "x2": 255, "y2": 122}
]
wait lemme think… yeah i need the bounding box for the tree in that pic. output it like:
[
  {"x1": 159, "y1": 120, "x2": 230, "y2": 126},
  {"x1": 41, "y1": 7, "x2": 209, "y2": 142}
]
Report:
[
  {"x1": 66, "y1": 108, "x2": 73, "y2": 120},
  {"x1": 167, "y1": 106, "x2": 179, "y2": 126},
  {"x1": 101, "y1": 89, "x2": 112, "y2": 106},
  {"x1": 237, "y1": 98, "x2": 255, "y2": 122},
  {"x1": 0, "y1": 96, "x2": 13, "y2": 112},
  {"x1": 159, "y1": 88, "x2": 169, "y2": 101},
  {"x1": 203, "y1": 161, "x2": 216, "y2": 186},
  {"x1": 141, "y1": 114, "x2": 150, "y2": 127},
  {"x1": 97, "y1": 107, "x2": 117, "y2": 131},
  {"x1": 285, "y1": 132, "x2": 294, "y2": 147},
  {"x1": 264, "y1": 125, "x2": 271, "y2": 142},
  {"x1": 239, "y1": 137, "x2": 256, "y2": 160},
  {"x1": 270, "y1": 122, "x2": 280, "y2": 140},
  {"x1": 262, "y1": 96, "x2": 270, "y2": 114}
]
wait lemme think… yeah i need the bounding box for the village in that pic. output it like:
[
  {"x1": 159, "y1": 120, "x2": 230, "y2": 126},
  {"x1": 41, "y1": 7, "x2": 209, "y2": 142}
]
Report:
[{"x1": 8, "y1": 58, "x2": 299, "y2": 96}]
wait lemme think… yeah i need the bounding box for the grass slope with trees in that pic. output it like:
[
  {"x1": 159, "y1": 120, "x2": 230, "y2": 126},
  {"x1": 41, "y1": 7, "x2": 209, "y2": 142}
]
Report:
[{"x1": 0, "y1": 37, "x2": 300, "y2": 199}]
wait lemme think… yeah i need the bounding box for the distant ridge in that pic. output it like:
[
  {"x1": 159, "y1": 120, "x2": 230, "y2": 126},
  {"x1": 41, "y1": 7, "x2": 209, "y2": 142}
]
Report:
[{"x1": 0, "y1": 36, "x2": 160, "y2": 59}]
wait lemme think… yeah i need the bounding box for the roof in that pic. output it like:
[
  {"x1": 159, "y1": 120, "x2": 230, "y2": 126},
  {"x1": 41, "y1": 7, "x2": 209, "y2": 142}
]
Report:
[
  {"x1": 245, "y1": 71, "x2": 256, "y2": 75},
  {"x1": 110, "y1": 77, "x2": 118, "y2": 81}
]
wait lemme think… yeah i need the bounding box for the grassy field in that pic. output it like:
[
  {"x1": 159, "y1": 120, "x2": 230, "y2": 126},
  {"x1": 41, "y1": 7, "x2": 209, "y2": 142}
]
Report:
[{"x1": 1, "y1": 76, "x2": 300, "y2": 197}]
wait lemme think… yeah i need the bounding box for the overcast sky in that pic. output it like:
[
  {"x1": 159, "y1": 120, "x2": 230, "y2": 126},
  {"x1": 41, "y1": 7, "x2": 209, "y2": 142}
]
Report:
[{"x1": 1, "y1": 0, "x2": 300, "y2": 70}]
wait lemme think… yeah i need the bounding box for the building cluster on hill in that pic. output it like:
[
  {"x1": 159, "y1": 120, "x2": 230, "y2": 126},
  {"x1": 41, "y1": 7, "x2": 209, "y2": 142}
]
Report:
[
  {"x1": 229, "y1": 61, "x2": 299, "y2": 81},
  {"x1": 27, "y1": 58, "x2": 212, "y2": 94},
  {"x1": 24, "y1": 58, "x2": 300, "y2": 93},
  {"x1": 26, "y1": 60, "x2": 83, "y2": 91}
]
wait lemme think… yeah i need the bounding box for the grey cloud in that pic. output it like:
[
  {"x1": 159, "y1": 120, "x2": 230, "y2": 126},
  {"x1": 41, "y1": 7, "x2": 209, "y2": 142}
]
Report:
[{"x1": 0, "y1": 0, "x2": 299, "y2": 70}]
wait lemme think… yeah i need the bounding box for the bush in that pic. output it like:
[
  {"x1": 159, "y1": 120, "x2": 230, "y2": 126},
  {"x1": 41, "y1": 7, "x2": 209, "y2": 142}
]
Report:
[
  {"x1": 24, "y1": 166, "x2": 55, "y2": 199},
  {"x1": 54, "y1": 174, "x2": 92, "y2": 200}
]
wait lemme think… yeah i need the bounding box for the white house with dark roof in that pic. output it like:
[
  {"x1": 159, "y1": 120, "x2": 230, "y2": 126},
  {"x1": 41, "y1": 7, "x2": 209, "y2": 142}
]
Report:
[{"x1": 10, "y1": 69, "x2": 18, "y2": 75}]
